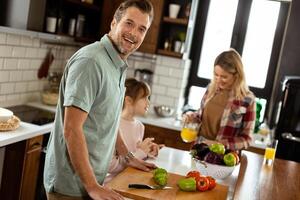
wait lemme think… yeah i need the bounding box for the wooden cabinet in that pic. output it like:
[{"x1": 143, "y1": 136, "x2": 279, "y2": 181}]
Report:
[
  {"x1": 45, "y1": 0, "x2": 103, "y2": 42},
  {"x1": 0, "y1": 135, "x2": 43, "y2": 200},
  {"x1": 143, "y1": 124, "x2": 191, "y2": 151}
]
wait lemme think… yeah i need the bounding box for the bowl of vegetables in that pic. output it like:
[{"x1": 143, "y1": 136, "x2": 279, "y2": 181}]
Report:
[{"x1": 190, "y1": 143, "x2": 240, "y2": 179}]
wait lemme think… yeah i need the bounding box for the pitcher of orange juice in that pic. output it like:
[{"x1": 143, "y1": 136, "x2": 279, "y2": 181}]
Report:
[{"x1": 180, "y1": 122, "x2": 199, "y2": 143}]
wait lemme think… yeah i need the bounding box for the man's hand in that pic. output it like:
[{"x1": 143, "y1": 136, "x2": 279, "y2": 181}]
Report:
[{"x1": 87, "y1": 184, "x2": 124, "y2": 200}]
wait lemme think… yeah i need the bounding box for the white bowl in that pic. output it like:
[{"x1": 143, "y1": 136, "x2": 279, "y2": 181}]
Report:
[
  {"x1": 0, "y1": 108, "x2": 14, "y2": 122},
  {"x1": 193, "y1": 158, "x2": 236, "y2": 179}
]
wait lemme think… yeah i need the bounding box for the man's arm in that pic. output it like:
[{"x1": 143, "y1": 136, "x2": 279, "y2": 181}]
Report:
[{"x1": 63, "y1": 106, "x2": 124, "y2": 200}]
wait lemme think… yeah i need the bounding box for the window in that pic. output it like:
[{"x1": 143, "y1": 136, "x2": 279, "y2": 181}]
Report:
[{"x1": 186, "y1": 0, "x2": 290, "y2": 113}]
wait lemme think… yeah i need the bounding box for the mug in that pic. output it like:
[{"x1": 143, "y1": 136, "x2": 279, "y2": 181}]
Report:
[
  {"x1": 46, "y1": 17, "x2": 57, "y2": 33},
  {"x1": 169, "y1": 4, "x2": 180, "y2": 18}
]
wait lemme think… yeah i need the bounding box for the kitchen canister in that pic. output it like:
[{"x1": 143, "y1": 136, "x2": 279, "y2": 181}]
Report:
[
  {"x1": 76, "y1": 14, "x2": 85, "y2": 37},
  {"x1": 46, "y1": 17, "x2": 57, "y2": 33},
  {"x1": 68, "y1": 18, "x2": 76, "y2": 36},
  {"x1": 169, "y1": 4, "x2": 180, "y2": 18}
]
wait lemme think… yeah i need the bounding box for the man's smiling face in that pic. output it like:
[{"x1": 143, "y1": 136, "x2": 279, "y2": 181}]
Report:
[{"x1": 109, "y1": 6, "x2": 151, "y2": 59}]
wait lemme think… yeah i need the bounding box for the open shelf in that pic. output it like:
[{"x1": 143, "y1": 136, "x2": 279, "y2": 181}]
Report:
[
  {"x1": 157, "y1": 49, "x2": 183, "y2": 58},
  {"x1": 163, "y1": 17, "x2": 189, "y2": 26}
]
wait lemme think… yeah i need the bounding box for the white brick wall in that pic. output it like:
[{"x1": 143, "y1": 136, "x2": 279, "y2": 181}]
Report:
[
  {"x1": 0, "y1": 32, "x2": 191, "y2": 112},
  {"x1": 0, "y1": 32, "x2": 79, "y2": 107},
  {"x1": 127, "y1": 53, "x2": 191, "y2": 116}
]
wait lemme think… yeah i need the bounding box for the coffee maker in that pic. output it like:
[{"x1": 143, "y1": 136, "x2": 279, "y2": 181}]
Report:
[{"x1": 134, "y1": 69, "x2": 153, "y2": 87}]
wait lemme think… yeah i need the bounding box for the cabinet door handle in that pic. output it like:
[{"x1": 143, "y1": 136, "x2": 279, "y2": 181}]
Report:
[
  {"x1": 30, "y1": 142, "x2": 42, "y2": 149},
  {"x1": 281, "y1": 133, "x2": 300, "y2": 143}
]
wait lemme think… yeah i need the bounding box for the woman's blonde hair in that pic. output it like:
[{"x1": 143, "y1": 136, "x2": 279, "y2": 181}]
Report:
[{"x1": 207, "y1": 49, "x2": 250, "y2": 100}]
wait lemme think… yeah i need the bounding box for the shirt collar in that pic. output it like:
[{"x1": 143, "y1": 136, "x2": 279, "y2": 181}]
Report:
[{"x1": 100, "y1": 34, "x2": 128, "y2": 70}]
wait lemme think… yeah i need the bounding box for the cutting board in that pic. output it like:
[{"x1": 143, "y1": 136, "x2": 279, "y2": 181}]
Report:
[{"x1": 106, "y1": 167, "x2": 228, "y2": 200}]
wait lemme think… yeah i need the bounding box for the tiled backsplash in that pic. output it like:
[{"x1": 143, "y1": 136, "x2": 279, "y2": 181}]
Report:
[
  {"x1": 0, "y1": 32, "x2": 190, "y2": 115},
  {"x1": 0, "y1": 32, "x2": 79, "y2": 106}
]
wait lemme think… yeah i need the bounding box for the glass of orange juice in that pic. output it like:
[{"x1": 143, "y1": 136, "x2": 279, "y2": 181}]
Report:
[
  {"x1": 180, "y1": 122, "x2": 199, "y2": 143},
  {"x1": 264, "y1": 139, "x2": 278, "y2": 165}
]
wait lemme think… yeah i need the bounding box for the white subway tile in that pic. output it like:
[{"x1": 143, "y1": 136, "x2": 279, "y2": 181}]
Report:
[
  {"x1": 12, "y1": 46, "x2": 26, "y2": 57},
  {"x1": 155, "y1": 66, "x2": 169, "y2": 76},
  {"x1": 33, "y1": 38, "x2": 40, "y2": 47},
  {"x1": 169, "y1": 68, "x2": 184, "y2": 78},
  {"x1": 0, "y1": 71, "x2": 10, "y2": 82},
  {"x1": 4, "y1": 58, "x2": 18, "y2": 70},
  {"x1": 158, "y1": 76, "x2": 178, "y2": 86},
  {"x1": 154, "y1": 96, "x2": 174, "y2": 107},
  {"x1": 25, "y1": 47, "x2": 38, "y2": 58},
  {"x1": 6, "y1": 94, "x2": 20, "y2": 101},
  {"x1": 21, "y1": 36, "x2": 33, "y2": 46},
  {"x1": 134, "y1": 60, "x2": 152, "y2": 70},
  {"x1": 153, "y1": 76, "x2": 159, "y2": 84},
  {"x1": 27, "y1": 81, "x2": 40, "y2": 91},
  {"x1": 37, "y1": 48, "x2": 48, "y2": 58},
  {"x1": 18, "y1": 59, "x2": 31, "y2": 69},
  {"x1": 0, "y1": 95, "x2": 6, "y2": 103},
  {"x1": 167, "y1": 87, "x2": 181, "y2": 98},
  {"x1": 152, "y1": 85, "x2": 166, "y2": 95},
  {"x1": 0, "y1": 45, "x2": 13, "y2": 57},
  {"x1": 0, "y1": 58, "x2": 3, "y2": 69},
  {"x1": 30, "y1": 59, "x2": 43, "y2": 70},
  {"x1": 22, "y1": 70, "x2": 37, "y2": 81},
  {"x1": 160, "y1": 56, "x2": 182, "y2": 68},
  {"x1": 0, "y1": 82, "x2": 15, "y2": 94},
  {"x1": 9, "y1": 71, "x2": 22, "y2": 82},
  {"x1": 6, "y1": 34, "x2": 21, "y2": 45},
  {"x1": 0, "y1": 33, "x2": 6, "y2": 44},
  {"x1": 15, "y1": 82, "x2": 28, "y2": 93},
  {"x1": 126, "y1": 68, "x2": 135, "y2": 78}
]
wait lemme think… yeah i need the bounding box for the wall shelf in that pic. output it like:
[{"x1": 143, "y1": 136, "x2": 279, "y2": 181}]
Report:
[{"x1": 162, "y1": 17, "x2": 189, "y2": 26}]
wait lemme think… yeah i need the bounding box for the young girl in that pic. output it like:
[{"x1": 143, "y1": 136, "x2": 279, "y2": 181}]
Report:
[{"x1": 104, "y1": 78, "x2": 164, "y2": 183}]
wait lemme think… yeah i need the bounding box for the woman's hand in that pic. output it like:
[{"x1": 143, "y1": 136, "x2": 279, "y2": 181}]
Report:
[{"x1": 182, "y1": 111, "x2": 199, "y2": 123}]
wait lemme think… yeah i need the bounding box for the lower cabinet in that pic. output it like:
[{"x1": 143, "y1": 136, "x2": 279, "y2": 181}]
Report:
[
  {"x1": 0, "y1": 135, "x2": 43, "y2": 200},
  {"x1": 143, "y1": 124, "x2": 192, "y2": 151}
]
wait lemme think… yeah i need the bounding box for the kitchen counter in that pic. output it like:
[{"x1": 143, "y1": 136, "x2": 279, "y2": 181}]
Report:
[
  {"x1": 147, "y1": 147, "x2": 239, "y2": 200},
  {"x1": 0, "y1": 101, "x2": 268, "y2": 149},
  {"x1": 130, "y1": 147, "x2": 300, "y2": 200},
  {"x1": 233, "y1": 151, "x2": 300, "y2": 200},
  {"x1": 0, "y1": 122, "x2": 52, "y2": 147}
]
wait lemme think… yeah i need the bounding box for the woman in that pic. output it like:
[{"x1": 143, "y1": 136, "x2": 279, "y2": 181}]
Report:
[{"x1": 185, "y1": 49, "x2": 256, "y2": 151}]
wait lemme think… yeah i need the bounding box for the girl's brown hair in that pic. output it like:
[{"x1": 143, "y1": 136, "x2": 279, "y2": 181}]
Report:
[{"x1": 125, "y1": 78, "x2": 150, "y2": 103}]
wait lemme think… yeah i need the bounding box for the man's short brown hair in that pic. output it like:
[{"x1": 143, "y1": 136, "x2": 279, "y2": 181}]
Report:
[{"x1": 114, "y1": 0, "x2": 154, "y2": 23}]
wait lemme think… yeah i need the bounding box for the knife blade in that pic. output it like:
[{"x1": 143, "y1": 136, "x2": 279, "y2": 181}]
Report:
[{"x1": 128, "y1": 184, "x2": 173, "y2": 190}]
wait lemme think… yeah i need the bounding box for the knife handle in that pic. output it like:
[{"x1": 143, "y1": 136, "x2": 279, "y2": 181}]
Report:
[{"x1": 128, "y1": 184, "x2": 151, "y2": 189}]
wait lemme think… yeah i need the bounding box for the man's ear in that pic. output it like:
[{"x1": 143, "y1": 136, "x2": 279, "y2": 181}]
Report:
[{"x1": 110, "y1": 18, "x2": 116, "y2": 30}]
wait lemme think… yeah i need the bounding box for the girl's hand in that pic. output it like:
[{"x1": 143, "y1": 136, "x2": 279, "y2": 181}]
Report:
[
  {"x1": 147, "y1": 144, "x2": 164, "y2": 158},
  {"x1": 137, "y1": 138, "x2": 155, "y2": 154}
]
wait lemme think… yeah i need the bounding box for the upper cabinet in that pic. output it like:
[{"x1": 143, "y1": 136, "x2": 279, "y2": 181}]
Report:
[{"x1": 45, "y1": 0, "x2": 103, "y2": 43}]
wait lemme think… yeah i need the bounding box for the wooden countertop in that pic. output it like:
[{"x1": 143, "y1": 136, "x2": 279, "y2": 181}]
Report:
[{"x1": 233, "y1": 151, "x2": 300, "y2": 200}]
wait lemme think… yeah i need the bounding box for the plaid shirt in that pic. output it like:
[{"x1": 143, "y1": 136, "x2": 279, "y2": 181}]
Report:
[{"x1": 195, "y1": 89, "x2": 256, "y2": 150}]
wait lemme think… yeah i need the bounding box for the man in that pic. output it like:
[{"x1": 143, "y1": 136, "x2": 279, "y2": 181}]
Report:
[{"x1": 44, "y1": 1, "x2": 155, "y2": 199}]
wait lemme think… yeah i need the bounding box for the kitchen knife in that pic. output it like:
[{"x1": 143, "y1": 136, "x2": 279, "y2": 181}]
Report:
[{"x1": 128, "y1": 184, "x2": 173, "y2": 190}]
